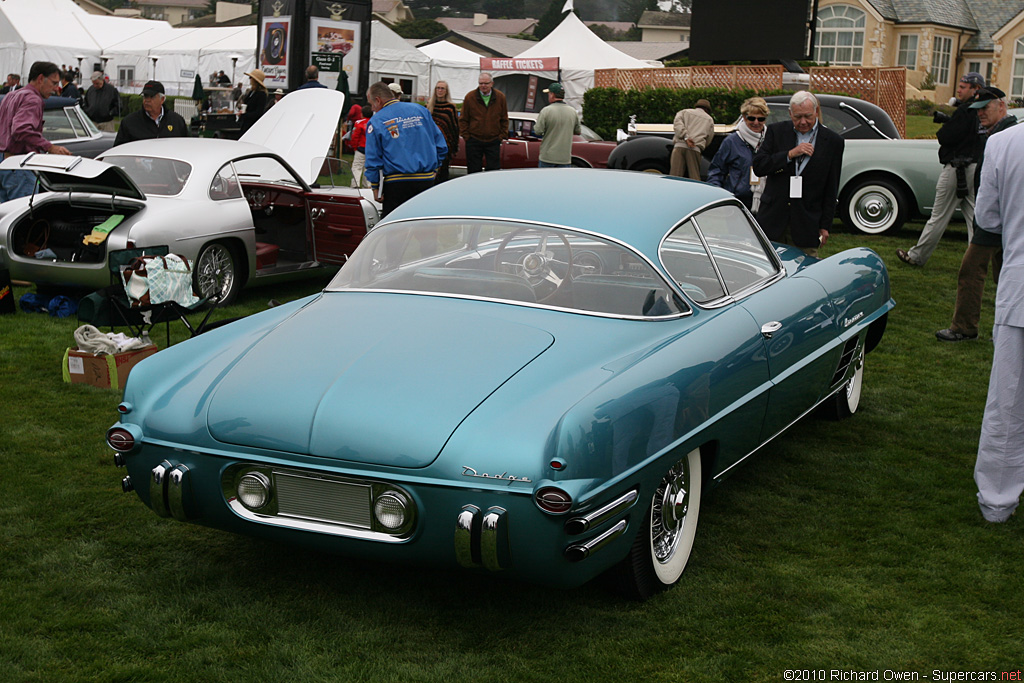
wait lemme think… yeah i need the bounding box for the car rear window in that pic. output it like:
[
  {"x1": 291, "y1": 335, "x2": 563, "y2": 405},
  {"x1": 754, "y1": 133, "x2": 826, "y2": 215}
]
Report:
[
  {"x1": 102, "y1": 155, "x2": 192, "y2": 196},
  {"x1": 328, "y1": 219, "x2": 687, "y2": 318}
]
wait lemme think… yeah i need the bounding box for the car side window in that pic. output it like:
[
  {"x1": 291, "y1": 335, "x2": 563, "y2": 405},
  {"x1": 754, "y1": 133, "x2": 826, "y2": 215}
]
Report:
[
  {"x1": 691, "y1": 204, "x2": 778, "y2": 296},
  {"x1": 42, "y1": 109, "x2": 76, "y2": 143},
  {"x1": 660, "y1": 219, "x2": 727, "y2": 304},
  {"x1": 210, "y1": 163, "x2": 243, "y2": 201}
]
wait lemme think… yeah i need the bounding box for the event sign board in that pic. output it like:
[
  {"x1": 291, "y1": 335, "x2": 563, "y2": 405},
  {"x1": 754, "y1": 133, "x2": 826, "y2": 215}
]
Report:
[
  {"x1": 258, "y1": 0, "x2": 371, "y2": 97},
  {"x1": 480, "y1": 57, "x2": 560, "y2": 73}
]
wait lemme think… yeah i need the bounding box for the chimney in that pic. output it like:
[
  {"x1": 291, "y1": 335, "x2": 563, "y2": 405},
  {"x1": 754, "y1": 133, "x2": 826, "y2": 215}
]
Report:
[{"x1": 473, "y1": 13, "x2": 487, "y2": 26}]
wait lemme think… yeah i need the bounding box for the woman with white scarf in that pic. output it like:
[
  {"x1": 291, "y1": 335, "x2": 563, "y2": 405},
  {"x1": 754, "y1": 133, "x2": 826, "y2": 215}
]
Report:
[{"x1": 707, "y1": 97, "x2": 769, "y2": 212}]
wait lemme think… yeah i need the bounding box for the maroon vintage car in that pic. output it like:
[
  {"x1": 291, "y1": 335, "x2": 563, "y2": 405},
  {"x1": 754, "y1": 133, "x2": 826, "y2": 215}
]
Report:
[{"x1": 450, "y1": 111, "x2": 617, "y2": 172}]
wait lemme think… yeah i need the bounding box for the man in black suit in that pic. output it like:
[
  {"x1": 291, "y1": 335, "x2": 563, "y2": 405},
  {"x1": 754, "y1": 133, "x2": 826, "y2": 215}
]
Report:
[{"x1": 752, "y1": 91, "x2": 845, "y2": 258}]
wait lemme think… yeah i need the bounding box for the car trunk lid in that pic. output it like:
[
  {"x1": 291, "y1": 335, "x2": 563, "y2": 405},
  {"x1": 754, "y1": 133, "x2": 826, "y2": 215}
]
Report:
[
  {"x1": 0, "y1": 153, "x2": 146, "y2": 200},
  {"x1": 206, "y1": 294, "x2": 554, "y2": 468}
]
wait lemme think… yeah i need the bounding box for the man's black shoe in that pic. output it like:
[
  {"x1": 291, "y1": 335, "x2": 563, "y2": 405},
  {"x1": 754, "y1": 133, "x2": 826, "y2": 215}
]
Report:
[{"x1": 936, "y1": 328, "x2": 978, "y2": 342}]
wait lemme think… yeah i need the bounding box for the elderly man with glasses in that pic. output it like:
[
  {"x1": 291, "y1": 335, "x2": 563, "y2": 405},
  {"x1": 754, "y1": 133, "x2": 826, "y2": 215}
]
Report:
[
  {"x1": 752, "y1": 90, "x2": 845, "y2": 258},
  {"x1": 459, "y1": 72, "x2": 508, "y2": 173},
  {"x1": 0, "y1": 61, "x2": 70, "y2": 203}
]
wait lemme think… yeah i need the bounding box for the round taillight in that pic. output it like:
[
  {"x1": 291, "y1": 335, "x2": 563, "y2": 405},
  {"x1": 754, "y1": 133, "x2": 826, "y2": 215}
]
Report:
[
  {"x1": 373, "y1": 492, "x2": 408, "y2": 530},
  {"x1": 237, "y1": 472, "x2": 272, "y2": 510},
  {"x1": 535, "y1": 487, "x2": 573, "y2": 514},
  {"x1": 106, "y1": 427, "x2": 135, "y2": 452}
]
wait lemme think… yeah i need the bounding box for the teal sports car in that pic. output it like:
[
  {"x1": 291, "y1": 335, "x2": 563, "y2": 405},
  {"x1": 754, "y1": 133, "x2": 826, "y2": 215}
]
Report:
[{"x1": 107, "y1": 169, "x2": 894, "y2": 599}]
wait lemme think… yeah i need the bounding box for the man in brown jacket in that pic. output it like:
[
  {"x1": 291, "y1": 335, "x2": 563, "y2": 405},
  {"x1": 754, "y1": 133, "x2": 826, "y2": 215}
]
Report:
[{"x1": 459, "y1": 72, "x2": 508, "y2": 173}]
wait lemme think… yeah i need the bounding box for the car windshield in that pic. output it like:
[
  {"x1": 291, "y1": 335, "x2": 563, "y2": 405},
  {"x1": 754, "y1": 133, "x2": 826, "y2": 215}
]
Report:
[
  {"x1": 579, "y1": 124, "x2": 602, "y2": 141},
  {"x1": 102, "y1": 155, "x2": 192, "y2": 196},
  {"x1": 327, "y1": 219, "x2": 687, "y2": 318}
]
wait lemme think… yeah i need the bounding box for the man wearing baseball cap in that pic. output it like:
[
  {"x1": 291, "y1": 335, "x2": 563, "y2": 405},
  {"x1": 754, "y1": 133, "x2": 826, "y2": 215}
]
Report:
[
  {"x1": 534, "y1": 83, "x2": 580, "y2": 168},
  {"x1": 114, "y1": 81, "x2": 189, "y2": 147},
  {"x1": 936, "y1": 86, "x2": 1018, "y2": 343},
  {"x1": 897, "y1": 71, "x2": 985, "y2": 267}
]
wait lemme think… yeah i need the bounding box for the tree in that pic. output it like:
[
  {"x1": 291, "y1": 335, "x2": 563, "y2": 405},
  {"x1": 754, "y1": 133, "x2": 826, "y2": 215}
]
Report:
[
  {"x1": 391, "y1": 18, "x2": 449, "y2": 40},
  {"x1": 618, "y1": 0, "x2": 658, "y2": 25},
  {"x1": 483, "y1": 0, "x2": 525, "y2": 19},
  {"x1": 535, "y1": 0, "x2": 571, "y2": 41}
]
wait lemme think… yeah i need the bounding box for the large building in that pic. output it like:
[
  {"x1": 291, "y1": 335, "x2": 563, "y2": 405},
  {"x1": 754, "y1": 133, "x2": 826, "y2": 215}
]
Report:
[{"x1": 814, "y1": 1, "x2": 1024, "y2": 102}]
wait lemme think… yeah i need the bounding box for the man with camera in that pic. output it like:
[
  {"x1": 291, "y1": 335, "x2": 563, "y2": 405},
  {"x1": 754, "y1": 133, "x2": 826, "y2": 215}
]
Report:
[{"x1": 897, "y1": 72, "x2": 985, "y2": 267}]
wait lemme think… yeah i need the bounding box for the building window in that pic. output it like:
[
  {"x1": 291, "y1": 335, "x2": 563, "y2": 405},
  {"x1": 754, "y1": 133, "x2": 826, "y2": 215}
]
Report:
[
  {"x1": 1013, "y1": 38, "x2": 1024, "y2": 99},
  {"x1": 897, "y1": 35, "x2": 918, "y2": 69},
  {"x1": 815, "y1": 5, "x2": 865, "y2": 66},
  {"x1": 932, "y1": 35, "x2": 952, "y2": 85},
  {"x1": 968, "y1": 60, "x2": 993, "y2": 85}
]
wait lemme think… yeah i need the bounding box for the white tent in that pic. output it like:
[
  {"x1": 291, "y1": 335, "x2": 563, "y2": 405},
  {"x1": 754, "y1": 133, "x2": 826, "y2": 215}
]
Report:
[
  {"x1": 0, "y1": 0, "x2": 165, "y2": 79},
  {"x1": 369, "y1": 20, "x2": 430, "y2": 100},
  {"x1": 506, "y1": 11, "x2": 653, "y2": 110},
  {"x1": 418, "y1": 40, "x2": 479, "y2": 103},
  {"x1": 104, "y1": 26, "x2": 257, "y2": 95},
  {"x1": 0, "y1": 0, "x2": 256, "y2": 96}
]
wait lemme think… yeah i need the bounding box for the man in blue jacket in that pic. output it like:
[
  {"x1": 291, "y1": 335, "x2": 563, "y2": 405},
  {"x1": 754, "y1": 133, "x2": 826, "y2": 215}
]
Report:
[{"x1": 364, "y1": 80, "x2": 447, "y2": 217}]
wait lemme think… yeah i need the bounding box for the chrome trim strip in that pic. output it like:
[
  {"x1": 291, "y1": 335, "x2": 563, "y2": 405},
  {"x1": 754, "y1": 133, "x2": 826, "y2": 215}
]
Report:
[
  {"x1": 480, "y1": 507, "x2": 509, "y2": 571},
  {"x1": 565, "y1": 489, "x2": 639, "y2": 536},
  {"x1": 227, "y1": 498, "x2": 412, "y2": 542},
  {"x1": 149, "y1": 461, "x2": 171, "y2": 518},
  {"x1": 565, "y1": 519, "x2": 628, "y2": 562},
  {"x1": 455, "y1": 505, "x2": 480, "y2": 568},
  {"x1": 168, "y1": 464, "x2": 191, "y2": 522},
  {"x1": 322, "y1": 288, "x2": 690, "y2": 322}
]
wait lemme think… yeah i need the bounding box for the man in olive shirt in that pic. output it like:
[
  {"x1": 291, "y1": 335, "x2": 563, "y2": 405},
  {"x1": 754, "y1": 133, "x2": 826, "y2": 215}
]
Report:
[{"x1": 534, "y1": 83, "x2": 579, "y2": 168}]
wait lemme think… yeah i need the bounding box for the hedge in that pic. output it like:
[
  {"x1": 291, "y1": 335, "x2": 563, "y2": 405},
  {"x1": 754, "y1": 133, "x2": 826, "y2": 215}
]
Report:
[
  {"x1": 119, "y1": 93, "x2": 193, "y2": 116},
  {"x1": 582, "y1": 87, "x2": 789, "y2": 141}
]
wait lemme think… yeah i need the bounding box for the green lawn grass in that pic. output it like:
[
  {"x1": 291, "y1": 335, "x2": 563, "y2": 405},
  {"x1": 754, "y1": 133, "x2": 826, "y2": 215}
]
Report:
[
  {"x1": 905, "y1": 114, "x2": 941, "y2": 139},
  {"x1": 1, "y1": 221, "x2": 1020, "y2": 681}
]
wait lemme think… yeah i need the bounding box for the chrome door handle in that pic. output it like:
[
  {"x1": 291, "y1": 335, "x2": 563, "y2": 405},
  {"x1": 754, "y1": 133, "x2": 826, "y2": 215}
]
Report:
[
  {"x1": 760, "y1": 321, "x2": 782, "y2": 339},
  {"x1": 310, "y1": 207, "x2": 325, "y2": 220}
]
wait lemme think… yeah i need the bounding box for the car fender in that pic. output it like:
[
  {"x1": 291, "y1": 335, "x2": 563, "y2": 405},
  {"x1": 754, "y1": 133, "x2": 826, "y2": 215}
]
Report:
[
  {"x1": 607, "y1": 136, "x2": 673, "y2": 172},
  {"x1": 795, "y1": 247, "x2": 894, "y2": 343},
  {"x1": 840, "y1": 139, "x2": 940, "y2": 215}
]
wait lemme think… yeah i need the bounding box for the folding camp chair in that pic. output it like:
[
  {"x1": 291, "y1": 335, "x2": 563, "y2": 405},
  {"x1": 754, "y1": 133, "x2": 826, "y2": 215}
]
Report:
[{"x1": 78, "y1": 246, "x2": 216, "y2": 347}]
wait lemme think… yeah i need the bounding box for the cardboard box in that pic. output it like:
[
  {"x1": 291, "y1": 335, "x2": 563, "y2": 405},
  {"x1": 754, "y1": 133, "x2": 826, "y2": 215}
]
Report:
[{"x1": 62, "y1": 345, "x2": 158, "y2": 390}]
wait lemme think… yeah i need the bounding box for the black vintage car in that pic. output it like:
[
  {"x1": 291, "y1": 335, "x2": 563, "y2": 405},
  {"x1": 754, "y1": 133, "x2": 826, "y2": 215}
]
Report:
[{"x1": 606, "y1": 94, "x2": 900, "y2": 177}]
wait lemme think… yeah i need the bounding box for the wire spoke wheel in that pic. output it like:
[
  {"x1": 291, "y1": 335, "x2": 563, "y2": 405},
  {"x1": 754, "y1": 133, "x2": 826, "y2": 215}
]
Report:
[{"x1": 195, "y1": 242, "x2": 239, "y2": 305}]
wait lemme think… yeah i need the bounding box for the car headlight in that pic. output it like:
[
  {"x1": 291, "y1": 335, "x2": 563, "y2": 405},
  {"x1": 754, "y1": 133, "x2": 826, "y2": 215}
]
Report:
[
  {"x1": 373, "y1": 491, "x2": 409, "y2": 530},
  {"x1": 237, "y1": 472, "x2": 272, "y2": 510}
]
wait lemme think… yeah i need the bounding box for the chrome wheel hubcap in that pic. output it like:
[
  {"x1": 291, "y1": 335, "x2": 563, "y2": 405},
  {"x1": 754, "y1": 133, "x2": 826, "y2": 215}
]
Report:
[{"x1": 652, "y1": 459, "x2": 690, "y2": 563}]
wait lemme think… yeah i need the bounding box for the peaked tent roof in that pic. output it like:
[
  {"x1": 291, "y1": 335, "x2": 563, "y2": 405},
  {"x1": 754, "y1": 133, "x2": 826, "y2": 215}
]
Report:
[
  {"x1": 370, "y1": 20, "x2": 431, "y2": 97},
  {"x1": 515, "y1": 11, "x2": 650, "y2": 70},
  {"x1": 418, "y1": 40, "x2": 481, "y2": 65}
]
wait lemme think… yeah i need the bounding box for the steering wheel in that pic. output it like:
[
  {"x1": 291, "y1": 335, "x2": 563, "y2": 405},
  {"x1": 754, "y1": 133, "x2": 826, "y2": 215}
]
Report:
[{"x1": 494, "y1": 228, "x2": 574, "y2": 303}]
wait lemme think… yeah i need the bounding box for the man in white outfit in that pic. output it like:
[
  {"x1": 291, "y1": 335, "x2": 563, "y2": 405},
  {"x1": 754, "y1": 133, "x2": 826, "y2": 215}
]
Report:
[{"x1": 973, "y1": 121, "x2": 1024, "y2": 522}]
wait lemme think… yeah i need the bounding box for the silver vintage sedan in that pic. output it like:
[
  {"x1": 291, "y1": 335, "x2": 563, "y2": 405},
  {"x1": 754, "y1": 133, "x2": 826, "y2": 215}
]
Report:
[{"x1": 0, "y1": 89, "x2": 379, "y2": 304}]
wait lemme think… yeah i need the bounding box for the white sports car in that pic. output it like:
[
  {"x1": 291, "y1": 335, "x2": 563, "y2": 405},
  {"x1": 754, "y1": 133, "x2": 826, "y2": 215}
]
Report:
[{"x1": 0, "y1": 89, "x2": 379, "y2": 304}]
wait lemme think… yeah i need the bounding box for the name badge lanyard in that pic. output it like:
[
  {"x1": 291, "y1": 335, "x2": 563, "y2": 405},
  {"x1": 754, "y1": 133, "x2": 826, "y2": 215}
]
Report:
[{"x1": 794, "y1": 126, "x2": 818, "y2": 177}]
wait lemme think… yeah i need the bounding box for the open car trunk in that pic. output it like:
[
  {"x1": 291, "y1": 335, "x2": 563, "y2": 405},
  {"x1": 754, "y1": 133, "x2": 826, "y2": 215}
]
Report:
[{"x1": 9, "y1": 197, "x2": 143, "y2": 264}]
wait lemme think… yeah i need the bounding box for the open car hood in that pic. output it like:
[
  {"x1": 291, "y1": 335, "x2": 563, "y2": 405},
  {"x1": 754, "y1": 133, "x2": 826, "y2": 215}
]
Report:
[
  {"x1": 206, "y1": 294, "x2": 554, "y2": 468},
  {"x1": 239, "y1": 88, "x2": 347, "y2": 186},
  {"x1": 0, "y1": 154, "x2": 145, "y2": 200}
]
